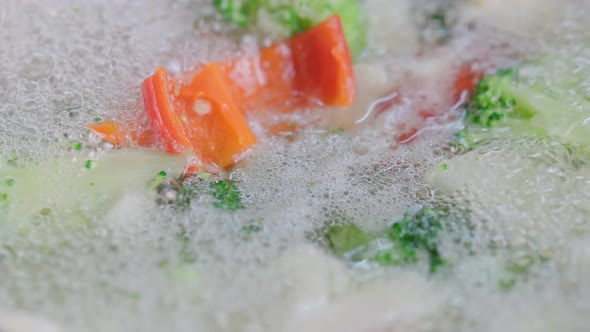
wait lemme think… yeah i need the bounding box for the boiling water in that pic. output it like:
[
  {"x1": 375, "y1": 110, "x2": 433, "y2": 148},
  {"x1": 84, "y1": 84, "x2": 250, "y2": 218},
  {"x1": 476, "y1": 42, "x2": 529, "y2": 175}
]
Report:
[{"x1": 1, "y1": 0, "x2": 589, "y2": 331}]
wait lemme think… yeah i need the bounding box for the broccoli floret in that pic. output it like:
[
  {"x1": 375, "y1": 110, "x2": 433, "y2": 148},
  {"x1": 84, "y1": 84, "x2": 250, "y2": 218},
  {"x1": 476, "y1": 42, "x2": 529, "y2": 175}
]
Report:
[
  {"x1": 154, "y1": 176, "x2": 246, "y2": 210},
  {"x1": 322, "y1": 207, "x2": 447, "y2": 273},
  {"x1": 466, "y1": 68, "x2": 534, "y2": 127},
  {"x1": 458, "y1": 58, "x2": 590, "y2": 150},
  {"x1": 213, "y1": 0, "x2": 367, "y2": 60},
  {"x1": 387, "y1": 208, "x2": 446, "y2": 273},
  {"x1": 213, "y1": 0, "x2": 257, "y2": 27},
  {"x1": 209, "y1": 179, "x2": 245, "y2": 210}
]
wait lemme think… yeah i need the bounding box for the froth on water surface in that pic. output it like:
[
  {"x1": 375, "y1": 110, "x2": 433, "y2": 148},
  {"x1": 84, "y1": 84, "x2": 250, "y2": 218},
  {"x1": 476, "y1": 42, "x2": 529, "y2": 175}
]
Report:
[{"x1": 1, "y1": 0, "x2": 590, "y2": 332}]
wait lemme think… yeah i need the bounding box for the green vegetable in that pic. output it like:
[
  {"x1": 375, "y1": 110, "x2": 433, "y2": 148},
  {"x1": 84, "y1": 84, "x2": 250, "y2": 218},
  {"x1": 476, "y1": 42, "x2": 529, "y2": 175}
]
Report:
[
  {"x1": 241, "y1": 219, "x2": 263, "y2": 234},
  {"x1": 213, "y1": 0, "x2": 255, "y2": 27},
  {"x1": 209, "y1": 179, "x2": 245, "y2": 210},
  {"x1": 179, "y1": 243, "x2": 197, "y2": 264},
  {"x1": 2, "y1": 244, "x2": 16, "y2": 258},
  {"x1": 466, "y1": 68, "x2": 531, "y2": 127},
  {"x1": 6, "y1": 157, "x2": 18, "y2": 167},
  {"x1": 498, "y1": 277, "x2": 517, "y2": 290},
  {"x1": 84, "y1": 160, "x2": 95, "y2": 169},
  {"x1": 499, "y1": 251, "x2": 552, "y2": 291},
  {"x1": 58, "y1": 141, "x2": 83, "y2": 150},
  {"x1": 326, "y1": 127, "x2": 345, "y2": 136},
  {"x1": 458, "y1": 58, "x2": 590, "y2": 149},
  {"x1": 388, "y1": 208, "x2": 445, "y2": 273},
  {"x1": 429, "y1": 12, "x2": 447, "y2": 32},
  {"x1": 148, "y1": 170, "x2": 168, "y2": 190},
  {"x1": 213, "y1": 0, "x2": 368, "y2": 60},
  {"x1": 322, "y1": 207, "x2": 447, "y2": 273},
  {"x1": 324, "y1": 223, "x2": 373, "y2": 256},
  {"x1": 198, "y1": 172, "x2": 212, "y2": 180},
  {"x1": 156, "y1": 230, "x2": 200, "y2": 285},
  {"x1": 154, "y1": 177, "x2": 250, "y2": 210},
  {"x1": 160, "y1": 176, "x2": 244, "y2": 208},
  {"x1": 241, "y1": 223, "x2": 262, "y2": 233},
  {"x1": 0, "y1": 150, "x2": 185, "y2": 229},
  {"x1": 70, "y1": 142, "x2": 83, "y2": 150},
  {"x1": 129, "y1": 291, "x2": 141, "y2": 302}
]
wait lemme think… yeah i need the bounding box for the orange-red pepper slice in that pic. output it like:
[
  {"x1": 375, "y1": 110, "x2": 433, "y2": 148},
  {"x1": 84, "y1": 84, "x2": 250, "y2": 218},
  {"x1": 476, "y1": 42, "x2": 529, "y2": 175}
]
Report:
[
  {"x1": 88, "y1": 15, "x2": 355, "y2": 171},
  {"x1": 225, "y1": 14, "x2": 355, "y2": 111},
  {"x1": 142, "y1": 67, "x2": 192, "y2": 154}
]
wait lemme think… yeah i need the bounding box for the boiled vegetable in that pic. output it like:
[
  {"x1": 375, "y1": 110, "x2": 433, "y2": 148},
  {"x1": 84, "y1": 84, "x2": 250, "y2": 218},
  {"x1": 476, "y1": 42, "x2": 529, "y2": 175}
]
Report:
[
  {"x1": 142, "y1": 67, "x2": 194, "y2": 154},
  {"x1": 88, "y1": 15, "x2": 354, "y2": 172},
  {"x1": 209, "y1": 179, "x2": 245, "y2": 210},
  {"x1": 142, "y1": 64, "x2": 257, "y2": 169},
  {"x1": 324, "y1": 223, "x2": 373, "y2": 256},
  {"x1": 322, "y1": 207, "x2": 446, "y2": 273},
  {"x1": 0, "y1": 150, "x2": 185, "y2": 230},
  {"x1": 457, "y1": 57, "x2": 590, "y2": 149},
  {"x1": 225, "y1": 14, "x2": 355, "y2": 110},
  {"x1": 213, "y1": 0, "x2": 367, "y2": 60},
  {"x1": 87, "y1": 122, "x2": 124, "y2": 146},
  {"x1": 86, "y1": 121, "x2": 155, "y2": 148}
]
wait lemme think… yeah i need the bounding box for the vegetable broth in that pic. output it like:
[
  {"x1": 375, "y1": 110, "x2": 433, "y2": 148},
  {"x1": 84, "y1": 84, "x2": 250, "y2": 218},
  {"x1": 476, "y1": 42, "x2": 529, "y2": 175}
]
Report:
[{"x1": 1, "y1": 1, "x2": 589, "y2": 331}]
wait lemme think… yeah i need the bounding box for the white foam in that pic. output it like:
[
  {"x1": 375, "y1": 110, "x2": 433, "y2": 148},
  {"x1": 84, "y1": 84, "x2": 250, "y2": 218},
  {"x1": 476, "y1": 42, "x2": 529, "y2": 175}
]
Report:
[{"x1": 1, "y1": 0, "x2": 590, "y2": 331}]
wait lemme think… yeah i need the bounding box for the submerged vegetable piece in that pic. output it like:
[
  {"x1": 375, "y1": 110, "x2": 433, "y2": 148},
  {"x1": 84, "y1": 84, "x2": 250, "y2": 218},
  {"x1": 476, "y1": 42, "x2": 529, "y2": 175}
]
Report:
[
  {"x1": 458, "y1": 58, "x2": 590, "y2": 149},
  {"x1": 387, "y1": 208, "x2": 445, "y2": 273},
  {"x1": 226, "y1": 14, "x2": 355, "y2": 110},
  {"x1": 209, "y1": 179, "x2": 245, "y2": 210},
  {"x1": 324, "y1": 223, "x2": 374, "y2": 256},
  {"x1": 213, "y1": 0, "x2": 367, "y2": 60},
  {"x1": 0, "y1": 150, "x2": 185, "y2": 227},
  {"x1": 322, "y1": 207, "x2": 446, "y2": 273}
]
